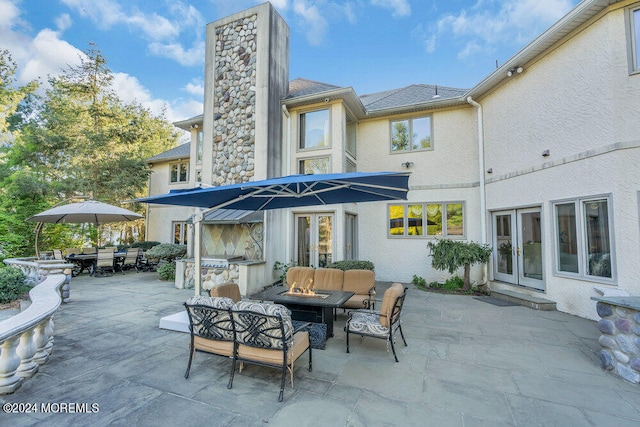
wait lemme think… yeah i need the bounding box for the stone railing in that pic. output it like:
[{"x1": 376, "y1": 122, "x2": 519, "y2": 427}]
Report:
[
  {"x1": 0, "y1": 273, "x2": 67, "y2": 394},
  {"x1": 592, "y1": 296, "x2": 640, "y2": 384},
  {"x1": 4, "y1": 257, "x2": 73, "y2": 302}
]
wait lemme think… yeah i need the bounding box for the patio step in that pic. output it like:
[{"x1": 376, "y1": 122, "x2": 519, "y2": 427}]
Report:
[{"x1": 490, "y1": 289, "x2": 557, "y2": 311}]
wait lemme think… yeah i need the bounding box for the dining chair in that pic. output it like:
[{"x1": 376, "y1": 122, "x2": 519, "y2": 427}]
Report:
[{"x1": 94, "y1": 248, "x2": 116, "y2": 276}]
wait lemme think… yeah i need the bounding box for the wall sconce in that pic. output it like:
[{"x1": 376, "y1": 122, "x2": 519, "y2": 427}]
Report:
[
  {"x1": 190, "y1": 123, "x2": 199, "y2": 129},
  {"x1": 506, "y1": 66, "x2": 524, "y2": 77},
  {"x1": 542, "y1": 149, "x2": 550, "y2": 157},
  {"x1": 486, "y1": 168, "x2": 493, "y2": 174},
  {"x1": 402, "y1": 162, "x2": 414, "y2": 169},
  {"x1": 148, "y1": 163, "x2": 153, "y2": 168}
]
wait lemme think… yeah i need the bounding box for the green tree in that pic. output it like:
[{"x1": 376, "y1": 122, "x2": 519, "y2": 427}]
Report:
[
  {"x1": 1, "y1": 45, "x2": 179, "y2": 254},
  {"x1": 427, "y1": 239, "x2": 492, "y2": 291}
]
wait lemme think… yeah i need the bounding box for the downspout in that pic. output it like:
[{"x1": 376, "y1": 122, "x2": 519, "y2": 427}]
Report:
[
  {"x1": 467, "y1": 96, "x2": 488, "y2": 285},
  {"x1": 281, "y1": 104, "x2": 292, "y2": 263}
]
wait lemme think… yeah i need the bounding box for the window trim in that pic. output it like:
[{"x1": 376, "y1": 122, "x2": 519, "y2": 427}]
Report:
[
  {"x1": 298, "y1": 108, "x2": 331, "y2": 152},
  {"x1": 169, "y1": 160, "x2": 189, "y2": 184},
  {"x1": 626, "y1": 4, "x2": 640, "y2": 74},
  {"x1": 387, "y1": 201, "x2": 465, "y2": 239},
  {"x1": 552, "y1": 194, "x2": 616, "y2": 284},
  {"x1": 172, "y1": 221, "x2": 189, "y2": 245},
  {"x1": 389, "y1": 115, "x2": 434, "y2": 154}
]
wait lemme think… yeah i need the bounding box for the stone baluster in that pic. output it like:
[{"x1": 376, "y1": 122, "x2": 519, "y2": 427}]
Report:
[
  {"x1": 32, "y1": 317, "x2": 52, "y2": 364},
  {"x1": 0, "y1": 336, "x2": 24, "y2": 394},
  {"x1": 16, "y1": 329, "x2": 39, "y2": 378}
]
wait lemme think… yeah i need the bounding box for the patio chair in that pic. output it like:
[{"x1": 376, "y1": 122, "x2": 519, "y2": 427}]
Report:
[
  {"x1": 65, "y1": 248, "x2": 81, "y2": 257},
  {"x1": 210, "y1": 282, "x2": 241, "y2": 302},
  {"x1": 183, "y1": 296, "x2": 235, "y2": 379},
  {"x1": 53, "y1": 249, "x2": 64, "y2": 260},
  {"x1": 82, "y1": 247, "x2": 97, "y2": 254},
  {"x1": 94, "y1": 248, "x2": 116, "y2": 276},
  {"x1": 228, "y1": 301, "x2": 312, "y2": 402},
  {"x1": 345, "y1": 283, "x2": 408, "y2": 362},
  {"x1": 119, "y1": 247, "x2": 140, "y2": 274}
]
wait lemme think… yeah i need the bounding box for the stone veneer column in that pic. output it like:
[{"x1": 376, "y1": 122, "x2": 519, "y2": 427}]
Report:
[{"x1": 202, "y1": 2, "x2": 289, "y2": 186}]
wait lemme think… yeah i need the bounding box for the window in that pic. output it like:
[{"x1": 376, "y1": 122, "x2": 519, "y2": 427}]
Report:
[
  {"x1": 196, "y1": 130, "x2": 203, "y2": 165},
  {"x1": 299, "y1": 157, "x2": 330, "y2": 175},
  {"x1": 170, "y1": 161, "x2": 189, "y2": 183},
  {"x1": 173, "y1": 222, "x2": 189, "y2": 245},
  {"x1": 391, "y1": 116, "x2": 432, "y2": 152},
  {"x1": 553, "y1": 196, "x2": 614, "y2": 280},
  {"x1": 389, "y1": 202, "x2": 464, "y2": 237},
  {"x1": 628, "y1": 6, "x2": 640, "y2": 72},
  {"x1": 300, "y1": 109, "x2": 330, "y2": 149},
  {"x1": 346, "y1": 118, "x2": 356, "y2": 156}
]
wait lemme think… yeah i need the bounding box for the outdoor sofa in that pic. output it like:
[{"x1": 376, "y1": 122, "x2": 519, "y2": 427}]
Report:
[{"x1": 285, "y1": 266, "x2": 376, "y2": 309}]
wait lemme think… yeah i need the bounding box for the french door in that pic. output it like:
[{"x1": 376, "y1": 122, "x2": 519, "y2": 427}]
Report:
[
  {"x1": 295, "y1": 213, "x2": 334, "y2": 268},
  {"x1": 492, "y1": 208, "x2": 544, "y2": 290}
]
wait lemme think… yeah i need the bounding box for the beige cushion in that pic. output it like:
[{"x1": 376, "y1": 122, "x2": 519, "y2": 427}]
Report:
[
  {"x1": 237, "y1": 331, "x2": 309, "y2": 366},
  {"x1": 210, "y1": 282, "x2": 242, "y2": 302},
  {"x1": 193, "y1": 336, "x2": 234, "y2": 357},
  {"x1": 379, "y1": 283, "x2": 404, "y2": 328},
  {"x1": 286, "y1": 267, "x2": 315, "y2": 290},
  {"x1": 313, "y1": 268, "x2": 344, "y2": 291},
  {"x1": 343, "y1": 270, "x2": 375, "y2": 295},
  {"x1": 342, "y1": 294, "x2": 372, "y2": 309}
]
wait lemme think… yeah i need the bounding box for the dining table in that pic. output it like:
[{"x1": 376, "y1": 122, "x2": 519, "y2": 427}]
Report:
[{"x1": 65, "y1": 252, "x2": 126, "y2": 276}]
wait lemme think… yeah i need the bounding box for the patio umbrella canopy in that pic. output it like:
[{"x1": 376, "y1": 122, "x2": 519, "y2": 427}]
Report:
[
  {"x1": 137, "y1": 172, "x2": 410, "y2": 210},
  {"x1": 137, "y1": 171, "x2": 411, "y2": 294},
  {"x1": 28, "y1": 200, "x2": 143, "y2": 256},
  {"x1": 28, "y1": 200, "x2": 143, "y2": 224}
]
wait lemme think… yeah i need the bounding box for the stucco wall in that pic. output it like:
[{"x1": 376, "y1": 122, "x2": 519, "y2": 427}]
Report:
[
  {"x1": 356, "y1": 108, "x2": 483, "y2": 283},
  {"x1": 481, "y1": 7, "x2": 640, "y2": 320}
]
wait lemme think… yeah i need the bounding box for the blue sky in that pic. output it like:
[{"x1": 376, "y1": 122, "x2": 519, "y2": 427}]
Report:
[{"x1": 0, "y1": 0, "x2": 580, "y2": 123}]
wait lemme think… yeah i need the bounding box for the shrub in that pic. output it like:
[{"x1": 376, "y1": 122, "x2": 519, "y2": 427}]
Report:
[
  {"x1": 430, "y1": 276, "x2": 464, "y2": 291},
  {"x1": 0, "y1": 266, "x2": 29, "y2": 304},
  {"x1": 144, "y1": 243, "x2": 187, "y2": 262},
  {"x1": 131, "y1": 241, "x2": 161, "y2": 251},
  {"x1": 273, "y1": 260, "x2": 297, "y2": 282},
  {"x1": 326, "y1": 260, "x2": 375, "y2": 271},
  {"x1": 157, "y1": 262, "x2": 176, "y2": 281},
  {"x1": 427, "y1": 239, "x2": 491, "y2": 291},
  {"x1": 412, "y1": 274, "x2": 426, "y2": 289}
]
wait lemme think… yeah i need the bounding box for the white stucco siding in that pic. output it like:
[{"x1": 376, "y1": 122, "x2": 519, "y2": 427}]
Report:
[
  {"x1": 359, "y1": 186, "x2": 483, "y2": 284},
  {"x1": 482, "y1": 11, "x2": 627, "y2": 175},
  {"x1": 486, "y1": 147, "x2": 640, "y2": 320},
  {"x1": 357, "y1": 108, "x2": 478, "y2": 183}
]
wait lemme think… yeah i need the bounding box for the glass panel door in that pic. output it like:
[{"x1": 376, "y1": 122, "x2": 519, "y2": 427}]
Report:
[
  {"x1": 295, "y1": 213, "x2": 334, "y2": 268},
  {"x1": 492, "y1": 208, "x2": 545, "y2": 291},
  {"x1": 493, "y1": 212, "x2": 516, "y2": 283},
  {"x1": 345, "y1": 213, "x2": 357, "y2": 260},
  {"x1": 518, "y1": 209, "x2": 544, "y2": 289}
]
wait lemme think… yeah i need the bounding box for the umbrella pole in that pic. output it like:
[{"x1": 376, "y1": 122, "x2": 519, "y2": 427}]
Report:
[{"x1": 193, "y1": 211, "x2": 203, "y2": 296}]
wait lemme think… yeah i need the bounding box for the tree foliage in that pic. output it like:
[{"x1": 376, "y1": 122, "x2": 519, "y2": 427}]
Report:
[
  {"x1": 427, "y1": 239, "x2": 492, "y2": 291},
  {"x1": 0, "y1": 46, "x2": 179, "y2": 258}
]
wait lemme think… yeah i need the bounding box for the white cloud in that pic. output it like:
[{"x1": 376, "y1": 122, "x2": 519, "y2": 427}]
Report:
[
  {"x1": 370, "y1": 0, "x2": 411, "y2": 18},
  {"x1": 55, "y1": 13, "x2": 73, "y2": 32},
  {"x1": 183, "y1": 80, "x2": 204, "y2": 96},
  {"x1": 427, "y1": 0, "x2": 576, "y2": 58},
  {"x1": 292, "y1": 0, "x2": 328, "y2": 46},
  {"x1": 19, "y1": 29, "x2": 85, "y2": 86},
  {"x1": 148, "y1": 40, "x2": 205, "y2": 67}
]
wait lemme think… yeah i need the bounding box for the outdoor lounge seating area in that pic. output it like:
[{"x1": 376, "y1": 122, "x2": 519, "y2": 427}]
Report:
[{"x1": 2, "y1": 272, "x2": 638, "y2": 425}]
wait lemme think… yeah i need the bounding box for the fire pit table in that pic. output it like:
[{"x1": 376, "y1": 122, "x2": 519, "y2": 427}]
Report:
[{"x1": 250, "y1": 286, "x2": 354, "y2": 338}]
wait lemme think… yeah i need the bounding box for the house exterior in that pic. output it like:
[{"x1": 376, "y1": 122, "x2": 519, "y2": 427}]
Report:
[{"x1": 145, "y1": 0, "x2": 640, "y2": 320}]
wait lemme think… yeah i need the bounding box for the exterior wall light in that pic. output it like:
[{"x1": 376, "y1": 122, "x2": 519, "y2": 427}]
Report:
[
  {"x1": 507, "y1": 66, "x2": 524, "y2": 77},
  {"x1": 402, "y1": 162, "x2": 414, "y2": 168}
]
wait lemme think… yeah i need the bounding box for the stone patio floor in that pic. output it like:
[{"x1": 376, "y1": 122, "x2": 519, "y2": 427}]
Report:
[{"x1": 1, "y1": 271, "x2": 639, "y2": 426}]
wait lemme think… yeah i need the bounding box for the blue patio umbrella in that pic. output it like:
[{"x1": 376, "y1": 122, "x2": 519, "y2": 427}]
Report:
[{"x1": 136, "y1": 171, "x2": 411, "y2": 293}]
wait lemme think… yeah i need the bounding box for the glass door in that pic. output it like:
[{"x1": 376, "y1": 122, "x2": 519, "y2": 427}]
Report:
[
  {"x1": 492, "y1": 208, "x2": 544, "y2": 291},
  {"x1": 345, "y1": 213, "x2": 357, "y2": 260},
  {"x1": 295, "y1": 213, "x2": 334, "y2": 268}
]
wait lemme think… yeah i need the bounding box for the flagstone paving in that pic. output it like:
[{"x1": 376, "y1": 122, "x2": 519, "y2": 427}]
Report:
[{"x1": 2, "y1": 271, "x2": 639, "y2": 426}]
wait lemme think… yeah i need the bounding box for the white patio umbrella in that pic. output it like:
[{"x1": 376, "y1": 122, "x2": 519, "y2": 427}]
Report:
[{"x1": 28, "y1": 200, "x2": 143, "y2": 255}]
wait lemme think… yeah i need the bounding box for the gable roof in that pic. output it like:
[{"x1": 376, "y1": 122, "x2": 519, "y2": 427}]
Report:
[
  {"x1": 287, "y1": 78, "x2": 342, "y2": 98},
  {"x1": 361, "y1": 84, "x2": 468, "y2": 114},
  {"x1": 146, "y1": 142, "x2": 191, "y2": 163}
]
